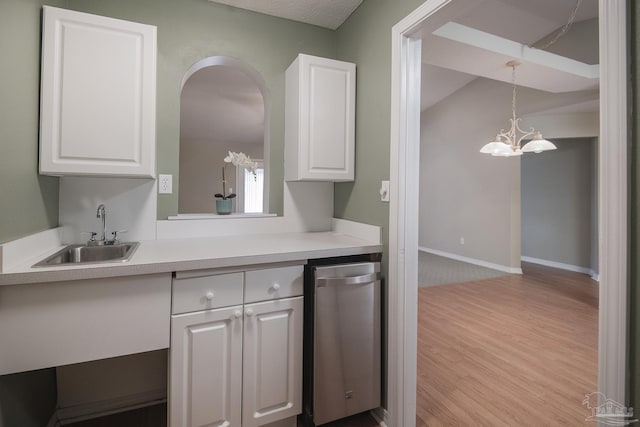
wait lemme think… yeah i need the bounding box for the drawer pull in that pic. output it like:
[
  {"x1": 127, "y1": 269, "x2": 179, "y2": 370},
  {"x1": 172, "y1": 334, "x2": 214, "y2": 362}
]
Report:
[
  {"x1": 246, "y1": 308, "x2": 254, "y2": 317},
  {"x1": 205, "y1": 292, "x2": 215, "y2": 301},
  {"x1": 232, "y1": 310, "x2": 242, "y2": 319},
  {"x1": 272, "y1": 283, "x2": 281, "y2": 291}
]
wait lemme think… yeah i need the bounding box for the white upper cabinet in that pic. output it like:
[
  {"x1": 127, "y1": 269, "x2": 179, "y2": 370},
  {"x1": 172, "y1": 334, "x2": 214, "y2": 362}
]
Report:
[
  {"x1": 285, "y1": 54, "x2": 355, "y2": 182},
  {"x1": 39, "y1": 7, "x2": 157, "y2": 177}
]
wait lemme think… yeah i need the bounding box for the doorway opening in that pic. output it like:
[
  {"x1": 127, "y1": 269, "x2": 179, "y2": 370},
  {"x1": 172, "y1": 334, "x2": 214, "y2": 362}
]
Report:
[{"x1": 388, "y1": 1, "x2": 627, "y2": 426}]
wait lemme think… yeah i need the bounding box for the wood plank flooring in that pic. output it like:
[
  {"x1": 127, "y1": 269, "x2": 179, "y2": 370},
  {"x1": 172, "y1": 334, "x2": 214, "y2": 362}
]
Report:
[{"x1": 416, "y1": 262, "x2": 598, "y2": 426}]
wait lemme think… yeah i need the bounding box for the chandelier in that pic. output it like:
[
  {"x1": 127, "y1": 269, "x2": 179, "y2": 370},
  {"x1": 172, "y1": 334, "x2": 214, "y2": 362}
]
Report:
[{"x1": 480, "y1": 61, "x2": 557, "y2": 157}]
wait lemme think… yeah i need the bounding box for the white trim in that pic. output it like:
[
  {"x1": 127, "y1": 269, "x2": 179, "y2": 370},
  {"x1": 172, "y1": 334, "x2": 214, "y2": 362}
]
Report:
[
  {"x1": 389, "y1": 2, "x2": 454, "y2": 426},
  {"x1": 420, "y1": 246, "x2": 522, "y2": 274},
  {"x1": 390, "y1": 1, "x2": 626, "y2": 426},
  {"x1": 520, "y1": 256, "x2": 594, "y2": 276},
  {"x1": 370, "y1": 407, "x2": 389, "y2": 427},
  {"x1": 56, "y1": 389, "x2": 166, "y2": 424},
  {"x1": 597, "y1": 0, "x2": 628, "y2": 406}
]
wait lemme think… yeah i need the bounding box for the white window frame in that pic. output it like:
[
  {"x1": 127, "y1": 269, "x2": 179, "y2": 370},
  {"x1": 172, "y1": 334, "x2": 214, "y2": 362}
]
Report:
[{"x1": 236, "y1": 159, "x2": 264, "y2": 214}]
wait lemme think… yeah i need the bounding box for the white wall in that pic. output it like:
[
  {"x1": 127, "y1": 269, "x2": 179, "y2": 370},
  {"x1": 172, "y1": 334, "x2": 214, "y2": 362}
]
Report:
[
  {"x1": 419, "y1": 76, "x2": 599, "y2": 270},
  {"x1": 59, "y1": 177, "x2": 157, "y2": 244},
  {"x1": 178, "y1": 139, "x2": 263, "y2": 213},
  {"x1": 521, "y1": 138, "x2": 598, "y2": 271},
  {"x1": 419, "y1": 78, "x2": 521, "y2": 269}
]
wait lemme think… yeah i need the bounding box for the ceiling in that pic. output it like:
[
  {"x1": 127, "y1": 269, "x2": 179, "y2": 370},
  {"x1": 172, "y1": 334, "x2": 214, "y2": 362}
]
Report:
[
  {"x1": 207, "y1": 0, "x2": 363, "y2": 30},
  {"x1": 180, "y1": 65, "x2": 264, "y2": 144},
  {"x1": 420, "y1": 0, "x2": 599, "y2": 111},
  {"x1": 188, "y1": 0, "x2": 599, "y2": 141}
]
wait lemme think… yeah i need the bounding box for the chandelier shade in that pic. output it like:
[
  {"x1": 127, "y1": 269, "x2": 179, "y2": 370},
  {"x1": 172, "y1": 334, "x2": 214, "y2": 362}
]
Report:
[
  {"x1": 480, "y1": 61, "x2": 557, "y2": 157},
  {"x1": 521, "y1": 132, "x2": 558, "y2": 153}
]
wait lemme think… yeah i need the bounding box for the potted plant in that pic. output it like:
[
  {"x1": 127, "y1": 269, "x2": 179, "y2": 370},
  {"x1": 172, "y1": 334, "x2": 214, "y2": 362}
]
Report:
[{"x1": 215, "y1": 151, "x2": 257, "y2": 214}]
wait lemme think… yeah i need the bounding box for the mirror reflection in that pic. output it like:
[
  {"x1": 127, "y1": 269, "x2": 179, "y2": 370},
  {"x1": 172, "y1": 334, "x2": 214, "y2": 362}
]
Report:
[{"x1": 178, "y1": 56, "x2": 268, "y2": 214}]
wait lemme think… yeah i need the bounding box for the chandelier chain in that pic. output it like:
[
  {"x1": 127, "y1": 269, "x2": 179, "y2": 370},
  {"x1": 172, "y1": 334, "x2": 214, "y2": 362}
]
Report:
[
  {"x1": 529, "y1": 0, "x2": 582, "y2": 51},
  {"x1": 511, "y1": 64, "x2": 517, "y2": 118}
]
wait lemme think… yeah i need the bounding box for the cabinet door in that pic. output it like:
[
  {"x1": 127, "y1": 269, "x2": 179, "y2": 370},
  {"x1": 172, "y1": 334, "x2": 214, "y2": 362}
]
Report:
[
  {"x1": 170, "y1": 306, "x2": 243, "y2": 427},
  {"x1": 285, "y1": 54, "x2": 355, "y2": 182},
  {"x1": 243, "y1": 297, "x2": 303, "y2": 427},
  {"x1": 40, "y1": 6, "x2": 156, "y2": 177}
]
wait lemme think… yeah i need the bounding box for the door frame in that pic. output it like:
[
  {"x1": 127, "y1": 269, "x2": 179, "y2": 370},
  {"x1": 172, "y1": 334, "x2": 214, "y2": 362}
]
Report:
[{"x1": 387, "y1": 1, "x2": 628, "y2": 426}]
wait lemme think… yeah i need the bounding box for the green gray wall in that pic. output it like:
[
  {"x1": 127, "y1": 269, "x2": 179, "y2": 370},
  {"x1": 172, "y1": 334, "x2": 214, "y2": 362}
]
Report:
[
  {"x1": 333, "y1": 0, "x2": 424, "y2": 407},
  {"x1": 64, "y1": 0, "x2": 336, "y2": 220},
  {"x1": 0, "y1": 0, "x2": 337, "y2": 244},
  {"x1": 334, "y1": 0, "x2": 423, "y2": 237},
  {"x1": 0, "y1": 1, "x2": 62, "y2": 422},
  {"x1": 0, "y1": 0, "x2": 62, "y2": 245}
]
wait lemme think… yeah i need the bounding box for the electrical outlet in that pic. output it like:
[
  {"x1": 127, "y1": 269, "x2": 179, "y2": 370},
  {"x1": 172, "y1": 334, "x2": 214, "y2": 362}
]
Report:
[
  {"x1": 158, "y1": 174, "x2": 172, "y2": 194},
  {"x1": 460, "y1": 237, "x2": 465, "y2": 245}
]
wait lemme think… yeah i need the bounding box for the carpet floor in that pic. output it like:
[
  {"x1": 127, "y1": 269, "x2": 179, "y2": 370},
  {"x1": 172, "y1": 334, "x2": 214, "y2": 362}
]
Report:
[{"x1": 418, "y1": 251, "x2": 511, "y2": 287}]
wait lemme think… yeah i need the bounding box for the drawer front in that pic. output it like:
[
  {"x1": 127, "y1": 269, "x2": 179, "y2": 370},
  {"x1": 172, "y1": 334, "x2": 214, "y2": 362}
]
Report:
[
  {"x1": 244, "y1": 266, "x2": 303, "y2": 303},
  {"x1": 172, "y1": 272, "x2": 243, "y2": 315}
]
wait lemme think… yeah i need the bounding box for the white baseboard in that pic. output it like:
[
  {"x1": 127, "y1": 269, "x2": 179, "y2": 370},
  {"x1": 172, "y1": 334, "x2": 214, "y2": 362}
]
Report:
[
  {"x1": 520, "y1": 256, "x2": 598, "y2": 280},
  {"x1": 419, "y1": 247, "x2": 522, "y2": 274},
  {"x1": 370, "y1": 406, "x2": 389, "y2": 427},
  {"x1": 56, "y1": 389, "x2": 166, "y2": 425}
]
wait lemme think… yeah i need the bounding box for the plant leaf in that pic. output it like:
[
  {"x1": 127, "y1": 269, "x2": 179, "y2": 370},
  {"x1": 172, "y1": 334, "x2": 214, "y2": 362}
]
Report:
[
  {"x1": 227, "y1": 193, "x2": 237, "y2": 199},
  {"x1": 214, "y1": 193, "x2": 224, "y2": 198}
]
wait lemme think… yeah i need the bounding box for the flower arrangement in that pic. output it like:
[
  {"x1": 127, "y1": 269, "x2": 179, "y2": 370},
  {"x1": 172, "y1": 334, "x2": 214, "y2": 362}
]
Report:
[{"x1": 215, "y1": 151, "x2": 258, "y2": 200}]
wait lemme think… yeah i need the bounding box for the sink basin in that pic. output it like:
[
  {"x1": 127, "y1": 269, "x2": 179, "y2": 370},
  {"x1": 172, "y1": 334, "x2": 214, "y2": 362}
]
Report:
[{"x1": 33, "y1": 242, "x2": 139, "y2": 267}]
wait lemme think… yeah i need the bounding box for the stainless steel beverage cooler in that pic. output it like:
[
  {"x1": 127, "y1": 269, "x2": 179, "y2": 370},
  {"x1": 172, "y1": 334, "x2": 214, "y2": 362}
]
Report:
[{"x1": 303, "y1": 257, "x2": 381, "y2": 426}]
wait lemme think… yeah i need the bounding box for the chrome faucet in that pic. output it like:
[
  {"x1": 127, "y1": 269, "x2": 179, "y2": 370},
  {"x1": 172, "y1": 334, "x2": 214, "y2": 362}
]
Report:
[{"x1": 96, "y1": 204, "x2": 107, "y2": 244}]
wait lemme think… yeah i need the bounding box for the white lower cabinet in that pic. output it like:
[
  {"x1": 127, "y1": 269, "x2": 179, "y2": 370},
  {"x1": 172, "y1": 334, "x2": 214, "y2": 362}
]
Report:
[
  {"x1": 170, "y1": 305, "x2": 243, "y2": 427},
  {"x1": 243, "y1": 297, "x2": 303, "y2": 427},
  {"x1": 170, "y1": 266, "x2": 304, "y2": 427}
]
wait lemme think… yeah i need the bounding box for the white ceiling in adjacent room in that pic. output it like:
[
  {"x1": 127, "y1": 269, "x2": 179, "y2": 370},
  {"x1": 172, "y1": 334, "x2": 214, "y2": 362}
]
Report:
[{"x1": 420, "y1": 0, "x2": 599, "y2": 110}]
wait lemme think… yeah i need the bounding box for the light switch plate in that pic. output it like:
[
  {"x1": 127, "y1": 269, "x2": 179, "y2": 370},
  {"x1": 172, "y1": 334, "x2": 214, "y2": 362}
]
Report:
[
  {"x1": 380, "y1": 180, "x2": 390, "y2": 202},
  {"x1": 158, "y1": 174, "x2": 172, "y2": 194}
]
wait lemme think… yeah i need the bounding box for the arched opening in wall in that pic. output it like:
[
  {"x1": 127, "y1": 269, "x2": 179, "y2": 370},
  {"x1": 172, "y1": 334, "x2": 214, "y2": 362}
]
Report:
[{"x1": 178, "y1": 56, "x2": 270, "y2": 215}]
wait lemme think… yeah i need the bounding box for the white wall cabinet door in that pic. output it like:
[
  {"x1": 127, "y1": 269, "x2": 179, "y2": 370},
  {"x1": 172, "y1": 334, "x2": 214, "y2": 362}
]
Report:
[
  {"x1": 285, "y1": 54, "x2": 355, "y2": 182},
  {"x1": 40, "y1": 6, "x2": 156, "y2": 177},
  {"x1": 242, "y1": 296, "x2": 303, "y2": 427},
  {"x1": 170, "y1": 306, "x2": 243, "y2": 427}
]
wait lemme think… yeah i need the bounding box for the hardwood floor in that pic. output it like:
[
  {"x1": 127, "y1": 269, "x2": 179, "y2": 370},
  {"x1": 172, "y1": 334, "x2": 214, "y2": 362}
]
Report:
[{"x1": 416, "y1": 262, "x2": 598, "y2": 426}]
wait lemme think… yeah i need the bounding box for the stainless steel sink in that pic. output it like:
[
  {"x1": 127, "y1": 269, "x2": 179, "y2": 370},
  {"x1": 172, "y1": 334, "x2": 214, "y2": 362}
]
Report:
[{"x1": 33, "y1": 242, "x2": 139, "y2": 267}]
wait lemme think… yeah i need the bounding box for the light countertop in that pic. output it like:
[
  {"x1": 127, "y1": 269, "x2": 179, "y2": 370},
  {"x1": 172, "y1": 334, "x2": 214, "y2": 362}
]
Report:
[{"x1": 0, "y1": 232, "x2": 382, "y2": 286}]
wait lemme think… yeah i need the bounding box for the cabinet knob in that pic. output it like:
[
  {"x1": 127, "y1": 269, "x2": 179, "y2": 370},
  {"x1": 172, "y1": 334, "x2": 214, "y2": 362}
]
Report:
[
  {"x1": 245, "y1": 308, "x2": 254, "y2": 317},
  {"x1": 272, "y1": 283, "x2": 281, "y2": 291},
  {"x1": 205, "y1": 292, "x2": 215, "y2": 301},
  {"x1": 233, "y1": 310, "x2": 242, "y2": 319}
]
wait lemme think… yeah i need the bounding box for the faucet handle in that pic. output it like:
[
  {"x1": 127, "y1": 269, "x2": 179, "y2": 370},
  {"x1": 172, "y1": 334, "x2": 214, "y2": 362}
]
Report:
[
  {"x1": 111, "y1": 230, "x2": 127, "y2": 243},
  {"x1": 81, "y1": 231, "x2": 98, "y2": 245}
]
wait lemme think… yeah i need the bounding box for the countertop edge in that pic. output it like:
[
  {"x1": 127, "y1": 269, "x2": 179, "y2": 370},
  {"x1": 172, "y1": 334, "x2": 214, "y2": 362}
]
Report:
[{"x1": 0, "y1": 243, "x2": 382, "y2": 287}]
